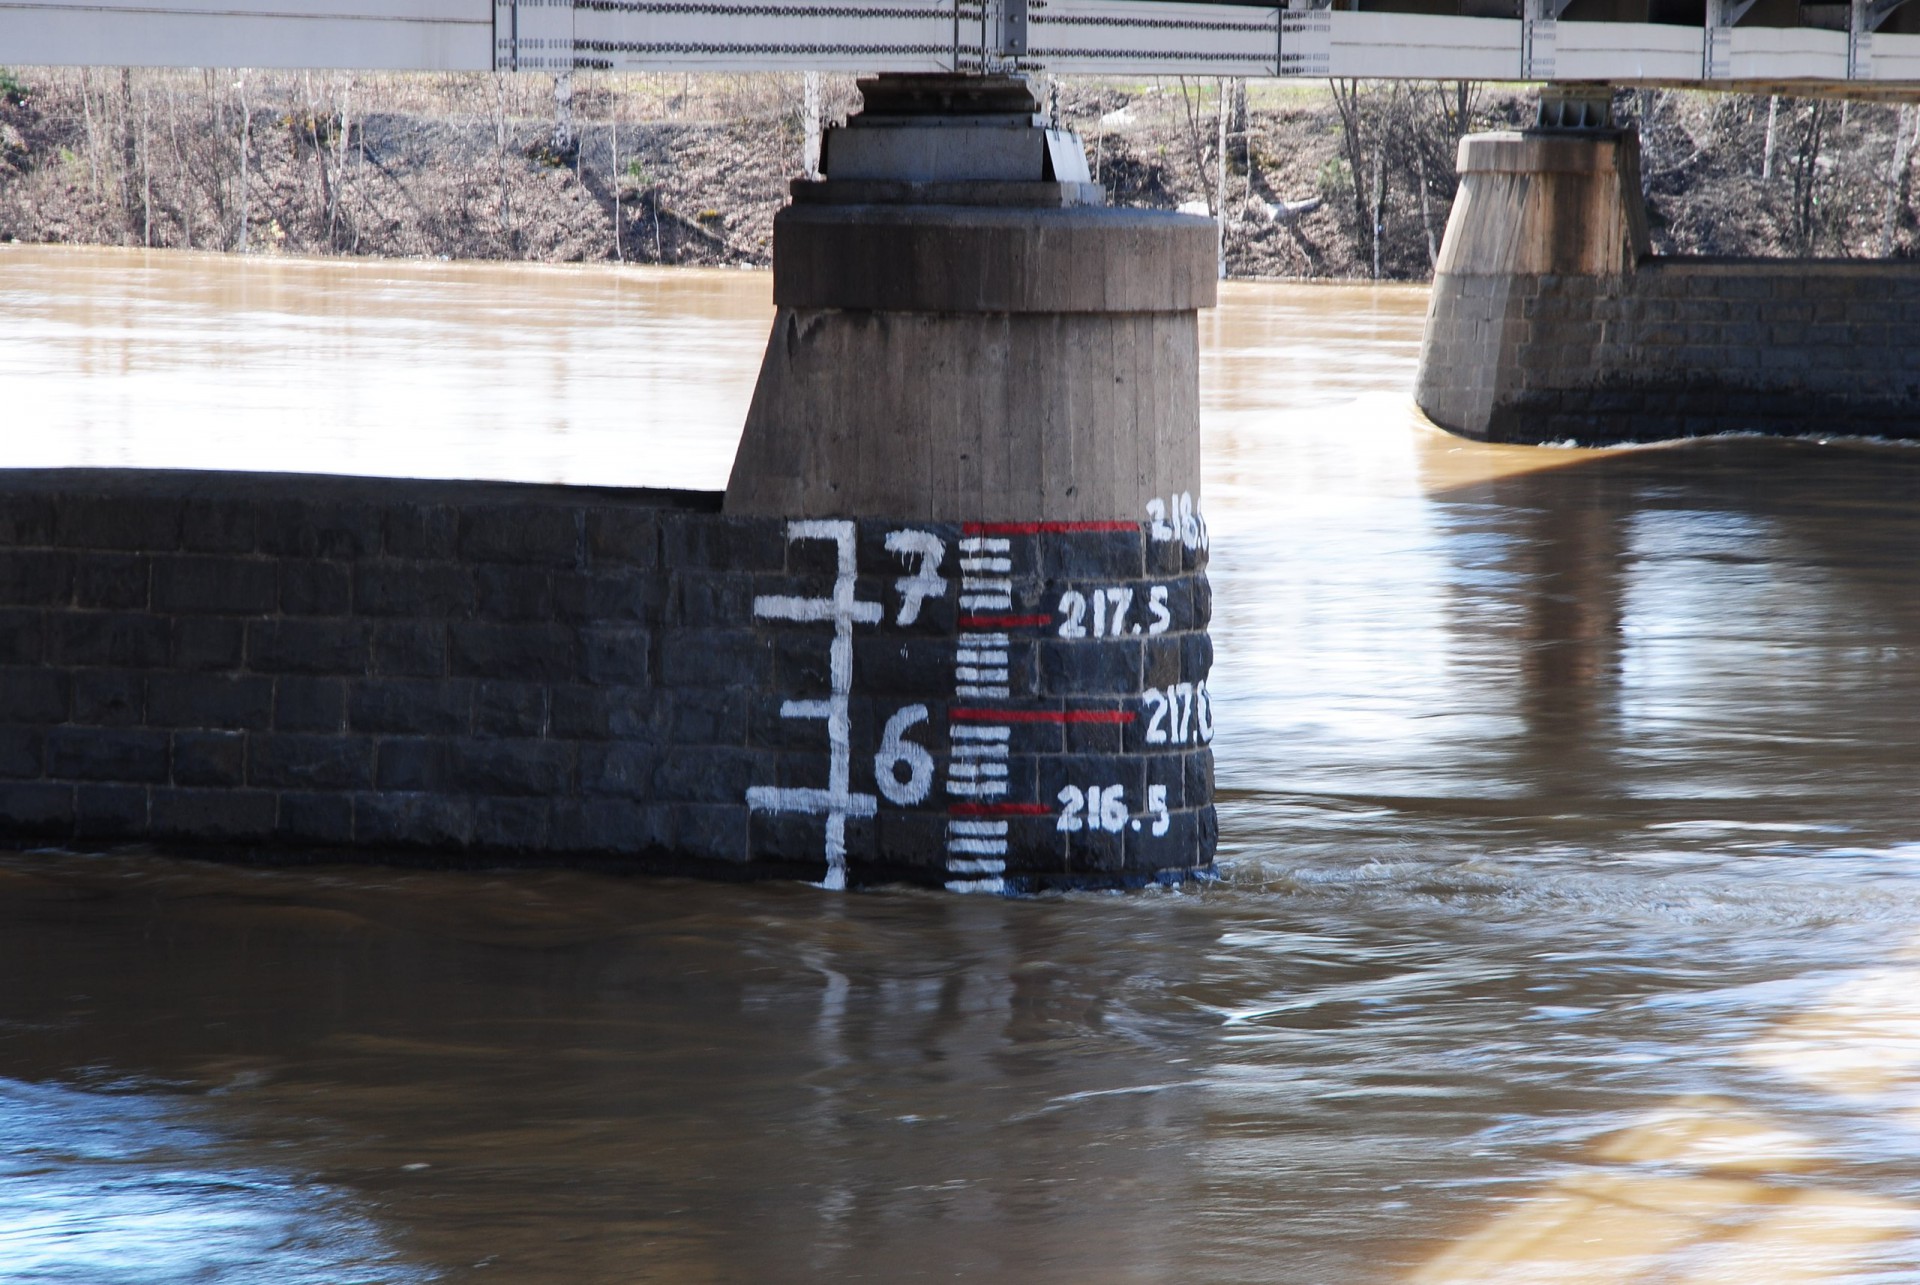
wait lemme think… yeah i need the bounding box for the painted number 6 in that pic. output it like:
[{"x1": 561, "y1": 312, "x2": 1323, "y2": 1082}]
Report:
[{"x1": 875, "y1": 704, "x2": 934, "y2": 805}]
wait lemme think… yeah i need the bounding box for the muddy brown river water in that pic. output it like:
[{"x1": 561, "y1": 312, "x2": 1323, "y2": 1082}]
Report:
[{"x1": 3, "y1": 245, "x2": 1920, "y2": 1282}]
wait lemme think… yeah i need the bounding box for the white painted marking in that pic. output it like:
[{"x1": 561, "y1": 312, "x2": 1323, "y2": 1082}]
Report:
[
  {"x1": 955, "y1": 649, "x2": 1009, "y2": 666},
  {"x1": 944, "y1": 877, "x2": 1006, "y2": 894},
  {"x1": 958, "y1": 632, "x2": 1009, "y2": 647},
  {"x1": 946, "y1": 779, "x2": 1009, "y2": 798},
  {"x1": 959, "y1": 594, "x2": 1013, "y2": 611},
  {"x1": 884, "y1": 528, "x2": 947, "y2": 625},
  {"x1": 748, "y1": 519, "x2": 883, "y2": 891},
  {"x1": 945, "y1": 856, "x2": 1008, "y2": 872},
  {"x1": 955, "y1": 685, "x2": 1011, "y2": 698},
  {"x1": 949, "y1": 761, "x2": 1009, "y2": 780},
  {"x1": 959, "y1": 537, "x2": 1010, "y2": 554},
  {"x1": 961, "y1": 576, "x2": 1012, "y2": 593},
  {"x1": 947, "y1": 819, "x2": 1008, "y2": 837},
  {"x1": 959, "y1": 557, "x2": 1013, "y2": 573},
  {"x1": 746, "y1": 786, "x2": 879, "y2": 817},
  {"x1": 955, "y1": 667, "x2": 1010, "y2": 683},
  {"x1": 953, "y1": 742, "x2": 1010, "y2": 759},
  {"x1": 952, "y1": 725, "x2": 1011, "y2": 742}
]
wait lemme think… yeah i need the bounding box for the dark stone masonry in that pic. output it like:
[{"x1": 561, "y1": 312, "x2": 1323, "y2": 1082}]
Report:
[
  {"x1": 1422, "y1": 260, "x2": 1920, "y2": 445},
  {"x1": 0, "y1": 469, "x2": 1215, "y2": 891}
]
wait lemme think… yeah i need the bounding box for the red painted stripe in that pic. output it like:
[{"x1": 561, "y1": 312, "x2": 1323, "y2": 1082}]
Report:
[
  {"x1": 950, "y1": 802, "x2": 1053, "y2": 817},
  {"x1": 950, "y1": 707, "x2": 1136, "y2": 724},
  {"x1": 962, "y1": 520, "x2": 1137, "y2": 536},
  {"x1": 960, "y1": 613, "x2": 1052, "y2": 629}
]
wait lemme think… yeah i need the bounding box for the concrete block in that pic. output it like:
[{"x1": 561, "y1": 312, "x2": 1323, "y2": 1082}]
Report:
[
  {"x1": 280, "y1": 562, "x2": 351, "y2": 616},
  {"x1": 663, "y1": 689, "x2": 744, "y2": 747},
  {"x1": 448, "y1": 623, "x2": 576, "y2": 682},
  {"x1": 349, "y1": 679, "x2": 473, "y2": 736},
  {"x1": 450, "y1": 740, "x2": 574, "y2": 797},
  {"x1": 671, "y1": 803, "x2": 749, "y2": 862},
  {"x1": 0, "y1": 495, "x2": 54, "y2": 546},
  {"x1": 374, "y1": 738, "x2": 447, "y2": 791},
  {"x1": 53, "y1": 613, "x2": 170, "y2": 668},
  {"x1": 1039, "y1": 638, "x2": 1141, "y2": 696},
  {"x1": 172, "y1": 731, "x2": 246, "y2": 787},
  {"x1": 247, "y1": 619, "x2": 370, "y2": 676},
  {"x1": 661, "y1": 514, "x2": 788, "y2": 575},
  {"x1": 354, "y1": 563, "x2": 475, "y2": 618},
  {"x1": 659, "y1": 630, "x2": 768, "y2": 689},
  {"x1": 257, "y1": 501, "x2": 382, "y2": 559},
  {"x1": 383, "y1": 505, "x2": 459, "y2": 560},
  {"x1": 180, "y1": 499, "x2": 257, "y2": 554},
  {"x1": 73, "y1": 784, "x2": 148, "y2": 839},
  {"x1": 554, "y1": 569, "x2": 666, "y2": 624},
  {"x1": 371, "y1": 621, "x2": 447, "y2": 677},
  {"x1": 474, "y1": 566, "x2": 553, "y2": 621},
  {"x1": 581, "y1": 627, "x2": 650, "y2": 685},
  {"x1": 48, "y1": 726, "x2": 170, "y2": 783},
  {"x1": 0, "y1": 610, "x2": 43, "y2": 665},
  {"x1": 354, "y1": 791, "x2": 474, "y2": 849},
  {"x1": 578, "y1": 742, "x2": 660, "y2": 798},
  {"x1": 1143, "y1": 636, "x2": 1185, "y2": 691},
  {"x1": 474, "y1": 797, "x2": 551, "y2": 851},
  {"x1": 671, "y1": 573, "x2": 756, "y2": 629},
  {"x1": 551, "y1": 799, "x2": 668, "y2": 855},
  {"x1": 54, "y1": 495, "x2": 182, "y2": 551},
  {"x1": 146, "y1": 672, "x2": 272, "y2": 731},
  {"x1": 652, "y1": 746, "x2": 759, "y2": 803},
  {"x1": 74, "y1": 555, "x2": 151, "y2": 610},
  {"x1": 0, "y1": 782, "x2": 73, "y2": 834},
  {"x1": 248, "y1": 734, "x2": 373, "y2": 791},
  {"x1": 277, "y1": 791, "x2": 355, "y2": 845},
  {"x1": 0, "y1": 551, "x2": 74, "y2": 606},
  {"x1": 459, "y1": 504, "x2": 582, "y2": 568},
  {"x1": 0, "y1": 727, "x2": 43, "y2": 779},
  {"x1": 585, "y1": 509, "x2": 660, "y2": 568},
  {"x1": 0, "y1": 668, "x2": 69, "y2": 723},
  {"x1": 152, "y1": 556, "x2": 278, "y2": 615},
  {"x1": 1039, "y1": 530, "x2": 1146, "y2": 581},
  {"x1": 172, "y1": 618, "x2": 245, "y2": 671},
  {"x1": 474, "y1": 682, "x2": 547, "y2": 737},
  {"x1": 72, "y1": 671, "x2": 142, "y2": 726},
  {"x1": 274, "y1": 678, "x2": 346, "y2": 733}
]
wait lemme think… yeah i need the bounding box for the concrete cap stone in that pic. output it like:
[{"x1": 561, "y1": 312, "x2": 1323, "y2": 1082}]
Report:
[
  {"x1": 1458, "y1": 130, "x2": 1627, "y2": 176},
  {"x1": 772, "y1": 204, "x2": 1218, "y2": 314}
]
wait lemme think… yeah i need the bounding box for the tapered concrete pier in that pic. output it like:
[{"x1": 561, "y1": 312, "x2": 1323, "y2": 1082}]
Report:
[
  {"x1": 1418, "y1": 93, "x2": 1920, "y2": 445},
  {"x1": 727, "y1": 75, "x2": 1215, "y2": 523}
]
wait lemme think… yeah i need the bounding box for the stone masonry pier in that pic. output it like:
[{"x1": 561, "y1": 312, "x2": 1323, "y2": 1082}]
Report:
[
  {"x1": 1418, "y1": 129, "x2": 1920, "y2": 445},
  {"x1": 0, "y1": 469, "x2": 1214, "y2": 889}
]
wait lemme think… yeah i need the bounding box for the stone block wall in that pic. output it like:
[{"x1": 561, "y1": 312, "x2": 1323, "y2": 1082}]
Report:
[
  {"x1": 1420, "y1": 259, "x2": 1920, "y2": 444},
  {"x1": 0, "y1": 470, "x2": 1214, "y2": 891}
]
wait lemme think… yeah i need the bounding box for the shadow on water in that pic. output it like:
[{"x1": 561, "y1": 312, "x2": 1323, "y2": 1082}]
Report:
[{"x1": 2, "y1": 259, "x2": 1920, "y2": 1280}]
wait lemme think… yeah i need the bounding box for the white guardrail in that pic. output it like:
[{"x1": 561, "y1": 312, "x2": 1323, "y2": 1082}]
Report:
[{"x1": 0, "y1": 0, "x2": 1916, "y2": 84}]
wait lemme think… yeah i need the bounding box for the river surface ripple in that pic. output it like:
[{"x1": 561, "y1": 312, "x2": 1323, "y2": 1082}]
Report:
[{"x1": 3, "y1": 245, "x2": 1920, "y2": 1282}]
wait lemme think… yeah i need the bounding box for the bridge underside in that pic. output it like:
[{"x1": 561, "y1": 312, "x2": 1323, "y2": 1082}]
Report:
[{"x1": 4, "y1": 0, "x2": 1920, "y2": 94}]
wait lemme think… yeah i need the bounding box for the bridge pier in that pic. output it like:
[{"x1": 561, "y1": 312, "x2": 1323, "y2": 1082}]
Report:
[
  {"x1": 1417, "y1": 94, "x2": 1920, "y2": 445},
  {"x1": 723, "y1": 75, "x2": 1220, "y2": 890}
]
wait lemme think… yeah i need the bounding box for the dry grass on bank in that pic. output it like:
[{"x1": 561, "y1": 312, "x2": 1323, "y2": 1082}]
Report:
[{"x1": 0, "y1": 67, "x2": 1915, "y2": 279}]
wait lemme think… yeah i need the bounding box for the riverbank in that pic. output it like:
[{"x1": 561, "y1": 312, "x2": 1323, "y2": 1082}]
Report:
[{"x1": 0, "y1": 69, "x2": 1915, "y2": 279}]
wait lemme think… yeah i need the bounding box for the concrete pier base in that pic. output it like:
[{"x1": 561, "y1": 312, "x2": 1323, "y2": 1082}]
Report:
[
  {"x1": 1417, "y1": 125, "x2": 1920, "y2": 445},
  {"x1": 723, "y1": 75, "x2": 1220, "y2": 890}
]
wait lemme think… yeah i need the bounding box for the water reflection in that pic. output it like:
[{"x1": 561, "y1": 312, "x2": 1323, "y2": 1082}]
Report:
[
  {"x1": 0, "y1": 1075, "x2": 424, "y2": 1283},
  {"x1": 1, "y1": 251, "x2": 1919, "y2": 1280}
]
